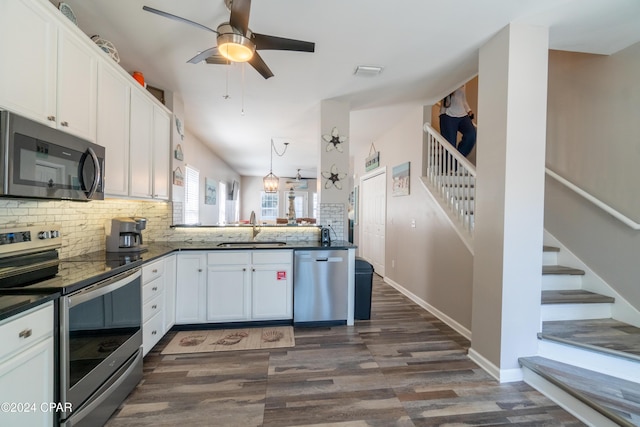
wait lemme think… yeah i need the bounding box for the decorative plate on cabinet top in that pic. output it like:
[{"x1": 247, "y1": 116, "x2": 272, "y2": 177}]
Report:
[{"x1": 58, "y1": 3, "x2": 77, "y2": 25}]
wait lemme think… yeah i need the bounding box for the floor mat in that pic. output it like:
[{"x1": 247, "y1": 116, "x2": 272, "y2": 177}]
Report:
[{"x1": 161, "y1": 326, "x2": 294, "y2": 354}]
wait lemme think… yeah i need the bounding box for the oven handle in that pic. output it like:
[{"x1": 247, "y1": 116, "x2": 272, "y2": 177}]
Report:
[{"x1": 68, "y1": 268, "x2": 141, "y2": 308}]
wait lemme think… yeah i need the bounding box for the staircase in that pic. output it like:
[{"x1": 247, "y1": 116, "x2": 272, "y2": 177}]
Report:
[
  {"x1": 519, "y1": 243, "x2": 640, "y2": 426},
  {"x1": 422, "y1": 124, "x2": 640, "y2": 425}
]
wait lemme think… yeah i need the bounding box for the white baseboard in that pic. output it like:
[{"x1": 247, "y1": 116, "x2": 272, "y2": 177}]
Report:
[
  {"x1": 467, "y1": 348, "x2": 523, "y2": 383},
  {"x1": 383, "y1": 276, "x2": 471, "y2": 340}
]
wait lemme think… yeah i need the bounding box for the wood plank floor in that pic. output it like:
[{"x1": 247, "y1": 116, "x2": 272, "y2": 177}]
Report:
[{"x1": 106, "y1": 275, "x2": 585, "y2": 426}]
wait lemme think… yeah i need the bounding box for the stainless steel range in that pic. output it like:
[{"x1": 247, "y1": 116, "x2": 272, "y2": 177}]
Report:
[{"x1": 0, "y1": 225, "x2": 143, "y2": 427}]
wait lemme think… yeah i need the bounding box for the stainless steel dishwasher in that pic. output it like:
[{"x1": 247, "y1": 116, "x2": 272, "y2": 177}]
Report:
[{"x1": 294, "y1": 249, "x2": 348, "y2": 325}]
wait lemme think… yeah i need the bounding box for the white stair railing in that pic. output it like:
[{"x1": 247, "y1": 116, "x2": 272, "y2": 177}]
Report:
[{"x1": 423, "y1": 123, "x2": 477, "y2": 237}]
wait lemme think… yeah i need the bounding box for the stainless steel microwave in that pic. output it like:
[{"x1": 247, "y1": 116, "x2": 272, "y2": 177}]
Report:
[{"x1": 0, "y1": 110, "x2": 105, "y2": 201}]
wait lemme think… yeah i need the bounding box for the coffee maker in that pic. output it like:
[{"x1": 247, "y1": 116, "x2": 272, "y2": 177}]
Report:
[{"x1": 106, "y1": 217, "x2": 147, "y2": 252}]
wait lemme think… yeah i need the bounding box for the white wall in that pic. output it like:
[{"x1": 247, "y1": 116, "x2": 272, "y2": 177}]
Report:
[
  {"x1": 174, "y1": 129, "x2": 240, "y2": 225},
  {"x1": 352, "y1": 105, "x2": 474, "y2": 331},
  {"x1": 545, "y1": 42, "x2": 640, "y2": 309}
]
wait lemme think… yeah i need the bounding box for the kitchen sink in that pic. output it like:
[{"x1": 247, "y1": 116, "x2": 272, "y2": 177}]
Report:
[{"x1": 216, "y1": 241, "x2": 287, "y2": 248}]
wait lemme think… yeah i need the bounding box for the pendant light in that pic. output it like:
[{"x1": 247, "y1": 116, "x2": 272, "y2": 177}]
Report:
[{"x1": 263, "y1": 139, "x2": 289, "y2": 193}]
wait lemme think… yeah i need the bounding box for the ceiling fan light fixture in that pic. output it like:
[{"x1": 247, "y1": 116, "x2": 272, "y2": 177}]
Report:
[{"x1": 217, "y1": 33, "x2": 255, "y2": 62}]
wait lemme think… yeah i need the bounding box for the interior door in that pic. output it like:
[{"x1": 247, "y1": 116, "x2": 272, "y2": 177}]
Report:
[{"x1": 361, "y1": 170, "x2": 386, "y2": 276}]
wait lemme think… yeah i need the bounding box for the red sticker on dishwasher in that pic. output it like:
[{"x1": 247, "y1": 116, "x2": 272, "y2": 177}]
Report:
[{"x1": 277, "y1": 271, "x2": 286, "y2": 280}]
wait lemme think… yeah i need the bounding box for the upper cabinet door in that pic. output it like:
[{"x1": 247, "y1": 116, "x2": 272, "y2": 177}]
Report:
[
  {"x1": 129, "y1": 90, "x2": 154, "y2": 198},
  {"x1": 97, "y1": 61, "x2": 131, "y2": 196},
  {"x1": 56, "y1": 28, "x2": 97, "y2": 141},
  {"x1": 152, "y1": 107, "x2": 171, "y2": 200},
  {"x1": 0, "y1": 0, "x2": 57, "y2": 123}
]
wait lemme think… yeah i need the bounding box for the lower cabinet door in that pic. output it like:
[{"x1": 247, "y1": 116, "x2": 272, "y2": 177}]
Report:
[
  {"x1": 0, "y1": 337, "x2": 54, "y2": 427},
  {"x1": 252, "y1": 264, "x2": 293, "y2": 320},
  {"x1": 206, "y1": 266, "x2": 250, "y2": 322},
  {"x1": 142, "y1": 311, "x2": 164, "y2": 356}
]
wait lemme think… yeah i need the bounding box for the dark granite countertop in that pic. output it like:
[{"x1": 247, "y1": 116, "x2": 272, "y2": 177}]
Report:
[
  {"x1": 0, "y1": 240, "x2": 356, "y2": 320},
  {"x1": 0, "y1": 293, "x2": 58, "y2": 322}
]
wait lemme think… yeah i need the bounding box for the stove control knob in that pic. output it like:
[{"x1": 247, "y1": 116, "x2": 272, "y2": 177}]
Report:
[
  {"x1": 50, "y1": 230, "x2": 60, "y2": 238},
  {"x1": 38, "y1": 231, "x2": 51, "y2": 239}
]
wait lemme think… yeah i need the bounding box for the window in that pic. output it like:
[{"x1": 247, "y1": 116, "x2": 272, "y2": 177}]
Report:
[
  {"x1": 184, "y1": 165, "x2": 199, "y2": 224},
  {"x1": 288, "y1": 191, "x2": 308, "y2": 218},
  {"x1": 312, "y1": 192, "x2": 318, "y2": 219},
  {"x1": 261, "y1": 192, "x2": 279, "y2": 220}
]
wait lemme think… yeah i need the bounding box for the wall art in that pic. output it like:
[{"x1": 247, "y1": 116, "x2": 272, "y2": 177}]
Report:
[
  {"x1": 322, "y1": 127, "x2": 347, "y2": 153},
  {"x1": 392, "y1": 162, "x2": 410, "y2": 196},
  {"x1": 322, "y1": 164, "x2": 347, "y2": 189},
  {"x1": 205, "y1": 178, "x2": 217, "y2": 205}
]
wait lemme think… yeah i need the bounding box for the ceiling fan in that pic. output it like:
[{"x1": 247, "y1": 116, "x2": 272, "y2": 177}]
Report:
[{"x1": 142, "y1": 0, "x2": 315, "y2": 79}]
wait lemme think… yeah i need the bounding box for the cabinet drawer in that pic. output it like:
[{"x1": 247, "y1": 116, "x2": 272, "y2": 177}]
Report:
[
  {"x1": 0, "y1": 303, "x2": 53, "y2": 361},
  {"x1": 142, "y1": 259, "x2": 165, "y2": 284},
  {"x1": 207, "y1": 251, "x2": 250, "y2": 265},
  {"x1": 142, "y1": 276, "x2": 164, "y2": 303},
  {"x1": 142, "y1": 311, "x2": 164, "y2": 355},
  {"x1": 252, "y1": 250, "x2": 292, "y2": 265},
  {"x1": 143, "y1": 293, "x2": 163, "y2": 323}
]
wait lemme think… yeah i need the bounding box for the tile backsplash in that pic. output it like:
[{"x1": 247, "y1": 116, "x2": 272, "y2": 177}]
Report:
[
  {"x1": 0, "y1": 198, "x2": 172, "y2": 258},
  {"x1": 0, "y1": 198, "x2": 321, "y2": 259}
]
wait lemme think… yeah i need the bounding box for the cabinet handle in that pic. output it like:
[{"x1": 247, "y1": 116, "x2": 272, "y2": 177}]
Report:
[
  {"x1": 47, "y1": 115, "x2": 55, "y2": 122},
  {"x1": 60, "y1": 121, "x2": 69, "y2": 127},
  {"x1": 19, "y1": 328, "x2": 32, "y2": 339},
  {"x1": 152, "y1": 305, "x2": 157, "y2": 309},
  {"x1": 152, "y1": 330, "x2": 157, "y2": 335},
  {"x1": 152, "y1": 269, "x2": 158, "y2": 273},
  {"x1": 243, "y1": 268, "x2": 246, "y2": 271},
  {"x1": 198, "y1": 269, "x2": 203, "y2": 272},
  {"x1": 252, "y1": 268, "x2": 256, "y2": 272},
  {"x1": 152, "y1": 286, "x2": 158, "y2": 291}
]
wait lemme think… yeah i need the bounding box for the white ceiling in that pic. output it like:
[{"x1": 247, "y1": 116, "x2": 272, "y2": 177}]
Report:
[{"x1": 62, "y1": 0, "x2": 640, "y2": 179}]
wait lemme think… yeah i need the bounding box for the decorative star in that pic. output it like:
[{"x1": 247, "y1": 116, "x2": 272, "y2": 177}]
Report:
[
  {"x1": 321, "y1": 164, "x2": 347, "y2": 190},
  {"x1": 322, "y1": 127, "x2": 347, "y2": 152}
]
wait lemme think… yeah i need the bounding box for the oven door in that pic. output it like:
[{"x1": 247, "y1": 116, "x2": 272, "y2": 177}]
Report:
[{"x1": 59, "y1": 268, "x2": 142, "y2": 423}]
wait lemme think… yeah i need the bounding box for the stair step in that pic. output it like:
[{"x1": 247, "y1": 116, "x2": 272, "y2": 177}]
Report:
[
  {"x1": 542, "y1": 290, "x2": 615, "y2": 305},
  {"x1": 543, "y1": 265, "x2": 585, "y2": 275},
  {"x1": 541, "y1": 318, "x2": 640, "y2": 363},
  {"x1": 519, "y1": 356, "x2": 640, "y2": 427}
]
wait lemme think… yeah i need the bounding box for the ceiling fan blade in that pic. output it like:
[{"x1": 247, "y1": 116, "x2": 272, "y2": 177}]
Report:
[
  {"x1": 142, "y1": 6, "x2": 218, "y2": 34},
  {"x1": 187, "y1": 47, "x2": 222, "y2": 64},
  {"x1": 248, "y1": 51, "x2": 274, "y2": 79},
  {"x1": 252, "y1": 33, "x2": 315, "y2": 52},
  {"x1": 229, "y1": 0, "x2": 251, "y2": 35}
]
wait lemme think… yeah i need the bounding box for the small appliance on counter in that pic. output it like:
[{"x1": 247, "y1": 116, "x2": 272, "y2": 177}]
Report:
[
  {"x1": 106, "y1": 217, "x2": 147, "y2": 252},
  {"x1": 320, "y1": 227, "x2": 331, "y2": 245}
]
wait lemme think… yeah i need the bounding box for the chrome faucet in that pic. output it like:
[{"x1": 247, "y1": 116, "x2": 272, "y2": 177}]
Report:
[{"x1": 249, "y1": 210, "x2": 256, "y2": 225}]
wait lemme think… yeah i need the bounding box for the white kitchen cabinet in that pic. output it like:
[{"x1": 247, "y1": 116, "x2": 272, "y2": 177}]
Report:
[
  {"x1": 206, "y1": 250, "x2": 293, "y2": 322},
  {"x1": 56, "y1": 26, "x2": 98, "y2": 141},
  {"x1": 129, "y1": 90, "x2": 154, "y2": 199},
  {"x1": 0, "y1": 0, "x2": 96, "y2": 141},
  {"x1": 206, "y1": 252, "x2": 251, "y2": 322},
  {"x1": 97, "y1": 60, "x2": 131, "y2": 196},
  {"x1": 0, "y1": 0, "x2": 56, "y2": 126},
  {"x1": 141, "y1": 258, "x2": 165, "y2": 356},
  {"x1": 0, "y1": 302, "x2": 54, "y2": 427},
  {"x1": 175, "y1": 253, "x2": 207, "y2": 324},
  {"x1": 152, "y1": 107, "x2": 171, "y2": 200},
  {"x1": 129, "y1": 90, "x2": 171, "y2": 200},
  {"x1": 164, "y1": 254, "x2": 177, "y2": 331}
]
